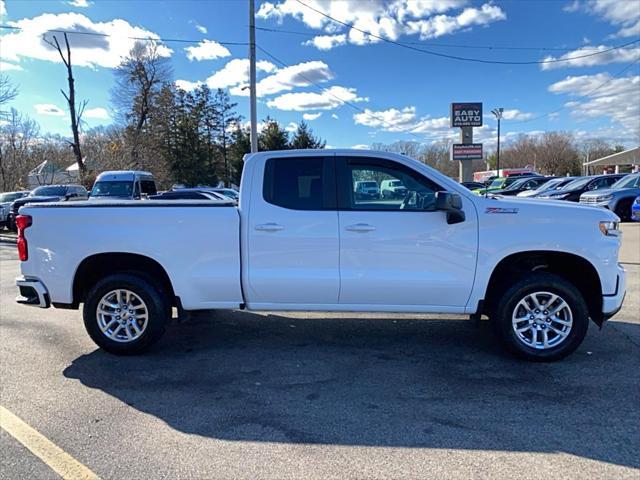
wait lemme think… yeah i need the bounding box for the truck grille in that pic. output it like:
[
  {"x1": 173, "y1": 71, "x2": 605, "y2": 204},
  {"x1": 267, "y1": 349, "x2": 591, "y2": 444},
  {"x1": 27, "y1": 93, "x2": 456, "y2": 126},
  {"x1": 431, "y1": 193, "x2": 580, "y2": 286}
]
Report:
[{"x1": 580, "y1": 197, "x2": 599, "y2": 204}]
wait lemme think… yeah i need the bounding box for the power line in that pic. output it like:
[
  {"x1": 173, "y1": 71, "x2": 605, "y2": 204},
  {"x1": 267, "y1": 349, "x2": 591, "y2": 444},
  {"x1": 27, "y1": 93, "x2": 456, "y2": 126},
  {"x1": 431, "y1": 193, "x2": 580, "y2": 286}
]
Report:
[
  {"x1": 512, "y1": 56, "x2": 640, "y2": 124},
  {"x1": 294, "y1": 0, "x2": 640, "y2": 66},
  {"x1": 256, "y1": 44, "x2": 427, "y2": 141},
  {"x1": 255, "y1": 26, "x2": 612, "y2": 52},
  {"x1": 0, "y1": 24, "x2": 248, "y2": 46}
]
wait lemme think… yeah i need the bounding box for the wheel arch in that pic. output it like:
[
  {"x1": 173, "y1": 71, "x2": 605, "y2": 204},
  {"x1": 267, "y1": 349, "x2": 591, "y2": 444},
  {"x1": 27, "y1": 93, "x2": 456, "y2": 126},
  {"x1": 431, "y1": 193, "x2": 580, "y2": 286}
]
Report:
[
  {"x1": 72, "y1": 252, "x2": 176, "y2": 307},
  {"x1": 483, "y1": 250, "x2": 603, "y2": 325}
]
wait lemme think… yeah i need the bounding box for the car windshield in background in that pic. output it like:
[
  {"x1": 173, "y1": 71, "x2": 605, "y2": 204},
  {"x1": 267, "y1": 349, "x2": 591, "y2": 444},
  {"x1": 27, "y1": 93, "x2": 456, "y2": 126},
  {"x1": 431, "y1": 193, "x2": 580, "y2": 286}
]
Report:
[
  {"x1": 0, "y1": 192, "x2": 26, "y2": 202},
  {"x1": 611, "y1": 175, "x2": 640, "y2": 189},
  {"x1": 504, "y1": 178, "x2": 528, "y2": 190},
  {"x1": 561, "y1": 177, "x2": 590, "y2": 190},
  {"x1": 489, "y1": 178, "x2": 504, "y2": 188},
  {"x1": 389, "y1": 180, "x2": 403, "y2": 187},
  {"x1": 91, "y1": 181, "x2": 133, "y2": 197},
  {"x1": 31, "y1": 186, "x2": 66, "y2": 197},
  {"x1": 361, "y1": 182, "x2": 377, "y2": 188},
  {"x1": 534, "y1": 179, "x2": 561, "y2": 191}
]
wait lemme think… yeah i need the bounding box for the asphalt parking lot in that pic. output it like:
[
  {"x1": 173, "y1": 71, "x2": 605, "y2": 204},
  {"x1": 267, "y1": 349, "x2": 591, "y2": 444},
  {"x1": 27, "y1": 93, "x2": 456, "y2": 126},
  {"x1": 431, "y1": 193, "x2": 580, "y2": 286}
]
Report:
[{"x1": 0, "y1": 226, "x2": 638, "y2": 479}]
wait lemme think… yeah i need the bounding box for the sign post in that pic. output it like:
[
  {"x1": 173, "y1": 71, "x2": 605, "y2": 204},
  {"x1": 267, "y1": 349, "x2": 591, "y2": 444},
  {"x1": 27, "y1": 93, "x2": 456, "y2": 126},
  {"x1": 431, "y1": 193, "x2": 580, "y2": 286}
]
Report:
[{"x1": 450, "y1": 102, "x2": 483, "y2": 183}]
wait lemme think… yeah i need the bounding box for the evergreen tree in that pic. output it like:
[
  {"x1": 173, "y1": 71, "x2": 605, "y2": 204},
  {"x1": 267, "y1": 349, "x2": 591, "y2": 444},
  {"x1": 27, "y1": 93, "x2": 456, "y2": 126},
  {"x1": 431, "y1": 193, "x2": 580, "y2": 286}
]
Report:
[
  {"x1": 212, "y1": 89, "x2": 241, "y2": 185},
  {"x1": 259, "y1": 118, "x2": 289, "y2": 151},
  {"x1": 228, "y1": 126, "x2": 251, "y2": 186},
  {"x1": 289, "y1": 120, "x2": 326, "y2": 149}
]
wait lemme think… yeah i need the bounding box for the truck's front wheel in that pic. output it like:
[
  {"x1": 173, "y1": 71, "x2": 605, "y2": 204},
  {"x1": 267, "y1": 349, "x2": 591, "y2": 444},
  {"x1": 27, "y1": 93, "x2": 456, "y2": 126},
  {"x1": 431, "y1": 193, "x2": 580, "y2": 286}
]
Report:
[
  {"x1": 83, "y1": 273, "x2": 170, "y2": 355},
  {"x1": 492, "y1": 272, "x2": 589, "y2": 362}
]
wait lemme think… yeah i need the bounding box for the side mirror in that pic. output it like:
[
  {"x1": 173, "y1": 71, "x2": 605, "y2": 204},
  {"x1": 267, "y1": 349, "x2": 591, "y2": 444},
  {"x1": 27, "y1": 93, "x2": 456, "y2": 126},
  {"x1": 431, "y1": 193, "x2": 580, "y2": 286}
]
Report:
[{"x1": 435, "y1": 191, "x2": 465, "y2": 224}]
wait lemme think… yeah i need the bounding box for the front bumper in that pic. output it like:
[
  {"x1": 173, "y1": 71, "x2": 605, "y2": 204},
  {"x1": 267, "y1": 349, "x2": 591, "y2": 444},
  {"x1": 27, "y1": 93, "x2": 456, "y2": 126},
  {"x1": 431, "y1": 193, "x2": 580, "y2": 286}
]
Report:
[
  {"x1": 16, "y1": 277, "x2": 50, "y2": 308},
  {"x1": 602, "y1": 264, "x2": 626, "y2": 320}
]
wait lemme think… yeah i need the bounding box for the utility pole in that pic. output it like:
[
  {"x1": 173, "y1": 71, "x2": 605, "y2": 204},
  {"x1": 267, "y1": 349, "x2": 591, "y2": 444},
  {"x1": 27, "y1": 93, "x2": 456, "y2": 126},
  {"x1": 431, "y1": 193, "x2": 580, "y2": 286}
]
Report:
[
  {"x1": 492, "y1": 107, "x2": 503, "y2": 176},
  {"x1": 249, "y1": 0, "x2": 258, "y2": 153}
]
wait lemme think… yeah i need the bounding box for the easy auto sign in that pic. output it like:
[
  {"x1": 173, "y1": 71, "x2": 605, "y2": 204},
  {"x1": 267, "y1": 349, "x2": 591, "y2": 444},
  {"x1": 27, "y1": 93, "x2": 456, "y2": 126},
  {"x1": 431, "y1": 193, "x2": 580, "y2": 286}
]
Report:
[
  {"x1": 450, "y1": 103, "x2": 483, "y2": 128},
  {"x1": 451, "y1": 143, "x2": 483, "y2": 161}
]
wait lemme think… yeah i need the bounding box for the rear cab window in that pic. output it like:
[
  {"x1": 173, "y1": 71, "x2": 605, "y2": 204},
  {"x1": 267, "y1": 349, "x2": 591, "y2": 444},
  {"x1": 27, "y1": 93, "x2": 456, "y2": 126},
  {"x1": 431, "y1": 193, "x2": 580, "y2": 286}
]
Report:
[{"x1": 263, "y1": 157, "x2": 336, "y2": 210}]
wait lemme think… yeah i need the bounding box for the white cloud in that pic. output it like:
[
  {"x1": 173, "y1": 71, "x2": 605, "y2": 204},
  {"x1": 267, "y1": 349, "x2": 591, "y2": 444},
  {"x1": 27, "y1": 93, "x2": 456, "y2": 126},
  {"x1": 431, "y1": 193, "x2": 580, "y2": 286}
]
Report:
[
  {"x1": 267, "y1": 86, "x2": 367, "y2": 111},
  {"x1": 568, "y1": 0, "x2": 640, "y2": 38},
  {"x1": 228, "y1": 60, "x2": 333, "y2": 97},
  {"x1": 205, "y1": 58, "x2": 277, "y2": 91},
  {"x1": 0, "y1": 61, "x2": 22, "y2": 71},
  {"x1": 353, "y1": 106, "x2": 454, "y2": 138},
  {"x1": 303, "y1": 112, "x2": 322, "y2": 120},
  {"x1": 303, "y1": 34, "x2": 347, "y2": 50},
  {"x1": 258, "y1": 1, "x2": 505, "y2": 49},
  {"x1": 68, "y1": 0, "x2": 91, "y2": 7},
  {"x1": 34, "y1": 104, "x2": 65, "y2": 116},
  {"x1": 285, "y1": 122, "x2": 298, "y2": 133},
  {"x1": 83, "y1": 107, "x2": 109, "y2": 119},
  {"x1": 185, "y1": 40, "x2": 231, "y2": 61},
  {"x1": 541, "y1": 45, "x2": 640, "y2": 70},
  {"x1": 175, "y1": 79, "x2": 202, "y2": 91},
  {"x1": 0, "y1": 0, "x2": 6, "y2": 16},
  {"x1": 352, "y1": 144, "x2": 370, "y2": 149},
  {"x1": 500, "y1": 109, "x2": 534, "y2": 121},
  {"x1": 331, "y1": 113, "x2": 339, "y2": 119},
  {"x1": 195, "y1": 23, "x2": 207, "y2": 34},
  {"x1": 1, "y1": 12, "x2": 172, "y2": 69},
  {"x1": 549, "y1": 73, "x2": 640, "y2": 140}
]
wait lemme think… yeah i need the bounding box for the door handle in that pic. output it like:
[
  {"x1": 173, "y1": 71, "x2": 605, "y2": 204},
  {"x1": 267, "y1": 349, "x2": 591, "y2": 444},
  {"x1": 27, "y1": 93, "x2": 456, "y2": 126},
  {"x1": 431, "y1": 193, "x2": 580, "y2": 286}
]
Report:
[
  {"x1": 345, "y1": 223, "x2": 376, "y2": 232},
  {"x1": 255, "y1": 223, "x2": 284, "y2": 232}
]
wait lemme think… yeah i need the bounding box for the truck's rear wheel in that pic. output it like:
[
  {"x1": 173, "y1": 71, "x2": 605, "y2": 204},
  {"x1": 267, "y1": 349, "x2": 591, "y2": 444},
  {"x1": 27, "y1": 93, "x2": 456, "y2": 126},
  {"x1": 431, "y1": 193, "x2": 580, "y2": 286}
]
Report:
[
  {"x1": 83, "y1": 273, "x2": 169, "y2": 355},
  {"x1": 492, "y1": 272, "x2": 589, "y2": 362}
]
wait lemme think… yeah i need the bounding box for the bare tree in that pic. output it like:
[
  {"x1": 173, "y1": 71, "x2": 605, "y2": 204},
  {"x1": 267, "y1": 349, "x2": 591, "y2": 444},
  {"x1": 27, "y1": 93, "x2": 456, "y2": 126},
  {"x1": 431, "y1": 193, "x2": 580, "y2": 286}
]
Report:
[
  {"x1": 43, "y1": 33, "x2": 87, "y2": 178},
  {"x1": 0, "y1": 109, "x2": 40, "y2": 190},
  {"x1": 0, "y1": 75, "x2": 19, "y2": 120},
  {"x1": 112, "y1": 42, "x2": 172, "y2": 169}
]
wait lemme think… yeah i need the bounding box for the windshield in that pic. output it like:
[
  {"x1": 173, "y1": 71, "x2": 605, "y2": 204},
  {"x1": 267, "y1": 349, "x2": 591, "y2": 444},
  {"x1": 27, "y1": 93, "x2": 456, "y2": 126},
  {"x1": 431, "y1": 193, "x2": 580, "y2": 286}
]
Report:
[
  {"x1": 91, "y1": 181, "x2": 133, "y2": 197},
  {"x1": 489, "y1": 178, "x2": 505, "y2": 188},
  {"x1": 504, "y1": 178, "x2": 529, "y2": 190},
  {"x1": 31, "y1": 186, "x2": 66, "y2": 197},
  {"x1": 611, "y1": 175, "x2": 640, "y2": 189},
  {"x1": 0, "y1": 192, "x2": 26, "y2": 202},
  {"x1": 561, "y1": 177, "x2": 591, "y2": 190},
  {"x1": 361, "y1": 182, "x2": 377, "y2": 188},
  {"x1": 389, "y1": 180, "x2": 403, "y2": 187},
  {"x1": 535, "y1": 178, "x2": 561, "y2": 191},
  {"x1": 218, "y1": 189, "x2": 238, "y2": 199}
]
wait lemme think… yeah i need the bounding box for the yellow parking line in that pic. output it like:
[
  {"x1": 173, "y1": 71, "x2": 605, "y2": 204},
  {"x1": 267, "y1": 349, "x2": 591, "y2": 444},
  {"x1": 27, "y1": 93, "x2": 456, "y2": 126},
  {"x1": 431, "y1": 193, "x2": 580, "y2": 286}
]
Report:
[{"x1": 0, "y1": 405, "x2": 100, "y2": 480}]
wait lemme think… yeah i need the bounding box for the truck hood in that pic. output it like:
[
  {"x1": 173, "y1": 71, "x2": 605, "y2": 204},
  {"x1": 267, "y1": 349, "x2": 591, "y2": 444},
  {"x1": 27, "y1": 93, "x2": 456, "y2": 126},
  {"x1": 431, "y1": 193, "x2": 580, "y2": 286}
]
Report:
[
  {"x1": 581, "y1": 186, "x2": 640, "y2": 198},
  {"x1": 478, "y1": 195, "x2": 619, "y2": 221}
]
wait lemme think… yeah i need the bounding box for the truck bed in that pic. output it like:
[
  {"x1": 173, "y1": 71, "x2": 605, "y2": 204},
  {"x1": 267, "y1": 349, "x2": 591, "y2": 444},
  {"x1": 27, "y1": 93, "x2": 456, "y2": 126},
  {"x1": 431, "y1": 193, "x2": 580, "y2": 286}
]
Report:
[{"x1": 19, "y1": 200, "x2": 243, "y2": 310}]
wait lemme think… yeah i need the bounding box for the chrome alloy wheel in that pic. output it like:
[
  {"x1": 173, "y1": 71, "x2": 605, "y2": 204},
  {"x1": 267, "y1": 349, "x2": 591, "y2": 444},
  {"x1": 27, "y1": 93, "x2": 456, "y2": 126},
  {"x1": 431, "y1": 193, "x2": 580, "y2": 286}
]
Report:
[
  {"x1": 96, "y1": 289, "x2": 148, "y2": 343},
  {"x1": 511, "y1": 291, "x2": 573, "y2": 350}
]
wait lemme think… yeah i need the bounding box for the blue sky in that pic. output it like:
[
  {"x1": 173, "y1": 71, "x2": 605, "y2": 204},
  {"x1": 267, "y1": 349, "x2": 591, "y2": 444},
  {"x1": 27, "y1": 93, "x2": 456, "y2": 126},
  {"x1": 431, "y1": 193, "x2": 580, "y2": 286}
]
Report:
[{"x1": 1, "y1": 0, "x2": 639, "y2": 149}]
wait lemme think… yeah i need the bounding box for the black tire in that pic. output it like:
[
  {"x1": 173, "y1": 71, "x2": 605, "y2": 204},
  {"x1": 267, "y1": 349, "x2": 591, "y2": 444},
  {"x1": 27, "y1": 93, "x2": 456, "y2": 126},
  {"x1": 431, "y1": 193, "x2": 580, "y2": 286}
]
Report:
[
  {"x1": 614, "y1": 199, "x2": 632, "y2": 222},
  {"x1": 492, "y1": 272, "x2": 589, "y2": 362},
  {"x1": 83, "y1": 273, "x2": 170, "y2": 355}
]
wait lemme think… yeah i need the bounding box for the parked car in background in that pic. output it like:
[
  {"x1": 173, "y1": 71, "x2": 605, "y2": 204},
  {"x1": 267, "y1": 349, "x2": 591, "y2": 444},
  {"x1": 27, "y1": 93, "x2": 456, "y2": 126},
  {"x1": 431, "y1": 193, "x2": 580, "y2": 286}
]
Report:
[
  {"x1": 8, "y1": 185, "x2": 88, "y2": 231},
  {"x1": 209, "y1": 188, "x2": 239, "y2": 200},
  {"x1": 490, "y1": 176, "x2": 552, "y2": 196},
  {"x1": 472, "y1": 173, "x2": 541, "y2": 195},
  {"x1": 538, "y1": 174, "x2": 626, "y2": 202},
  {"x1": 460, "y1": 181, "x2": 485, "y2": 190},
  {"x1": 632, "y1": 196, "x2": 640, "y2": 222},
  {"x1": 149, "y1": 190, "x2": 228, "y2": 201},
  {"x1": 354, "y1": 180, "x2": 380, "y2": 199},
  {"x1": 517, "y1": 177, "x2": 577, "y2": 198},
  {"x1": 380, "y1": 179, "x2": 407, "y2": 198},
  {"x1": 90, "y1": 171, "x2": 157, "y2": 200},
  {"x1": 579, "y1": 173, "x2": 640, "y2": 221},
  {"x1": 0, "y1": 191, "x2": 30, "y2": 229}
]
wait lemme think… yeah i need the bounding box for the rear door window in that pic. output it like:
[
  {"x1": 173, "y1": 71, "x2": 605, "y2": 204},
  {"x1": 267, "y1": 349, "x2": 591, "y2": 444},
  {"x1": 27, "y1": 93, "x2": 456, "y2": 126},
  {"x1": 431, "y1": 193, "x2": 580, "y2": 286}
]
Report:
[{"x1": 263, "y1": 157, "x2": 336, "y2": 210}]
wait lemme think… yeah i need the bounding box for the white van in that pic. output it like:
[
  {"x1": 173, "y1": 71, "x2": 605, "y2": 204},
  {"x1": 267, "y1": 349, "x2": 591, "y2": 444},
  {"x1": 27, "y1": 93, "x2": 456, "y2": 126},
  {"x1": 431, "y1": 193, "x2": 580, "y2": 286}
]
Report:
[{"x1": 90, "y1": 171, "x2": 157, "y2": 200}]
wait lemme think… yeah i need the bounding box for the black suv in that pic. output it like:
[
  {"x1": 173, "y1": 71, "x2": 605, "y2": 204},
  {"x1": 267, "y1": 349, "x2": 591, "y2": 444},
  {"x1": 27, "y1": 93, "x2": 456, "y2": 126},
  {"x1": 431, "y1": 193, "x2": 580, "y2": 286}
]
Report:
[
  {"x1": 8, "y1": 184, "x2": 88, "y2": 230},
  {"x1": 538, "y1": 174, "x2": 626, "y2": 202}
]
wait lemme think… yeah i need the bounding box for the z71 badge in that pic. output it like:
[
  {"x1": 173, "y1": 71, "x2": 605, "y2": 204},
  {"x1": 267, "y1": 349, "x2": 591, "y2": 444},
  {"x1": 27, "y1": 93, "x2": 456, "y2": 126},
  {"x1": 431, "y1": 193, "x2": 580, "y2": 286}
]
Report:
[{"x1": 485, "y1": 207, "x2": 519, "y2": 214}]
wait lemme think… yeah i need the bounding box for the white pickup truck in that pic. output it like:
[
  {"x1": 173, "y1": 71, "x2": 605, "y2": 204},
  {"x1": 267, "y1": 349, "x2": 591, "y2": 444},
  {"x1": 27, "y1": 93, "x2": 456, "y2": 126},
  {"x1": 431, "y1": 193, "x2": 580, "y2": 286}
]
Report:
[{"x1": 15, "y1": 150, "x2": 626, "y2": 361}]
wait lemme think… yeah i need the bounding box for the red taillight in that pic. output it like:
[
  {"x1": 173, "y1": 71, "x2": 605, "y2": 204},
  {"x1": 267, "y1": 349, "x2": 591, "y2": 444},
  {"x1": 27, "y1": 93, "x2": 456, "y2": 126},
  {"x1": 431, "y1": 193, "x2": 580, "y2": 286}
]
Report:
[{"x1": 16, "y1": 214, "x2": 32, "y2": 261}]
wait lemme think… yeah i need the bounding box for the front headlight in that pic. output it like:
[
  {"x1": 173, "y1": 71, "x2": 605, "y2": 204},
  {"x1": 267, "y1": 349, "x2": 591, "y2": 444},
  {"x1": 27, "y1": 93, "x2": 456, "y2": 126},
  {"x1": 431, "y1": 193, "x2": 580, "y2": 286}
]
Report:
[
  {"x1": 595, "y1": 194, "x2": 613, "y2": 202},
  {"x1": 553, "y1": 193, "x2": 569, "y2": 199},
  {"x1": 599, "y1": 221, "x2": 620, "y2": 236}
]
